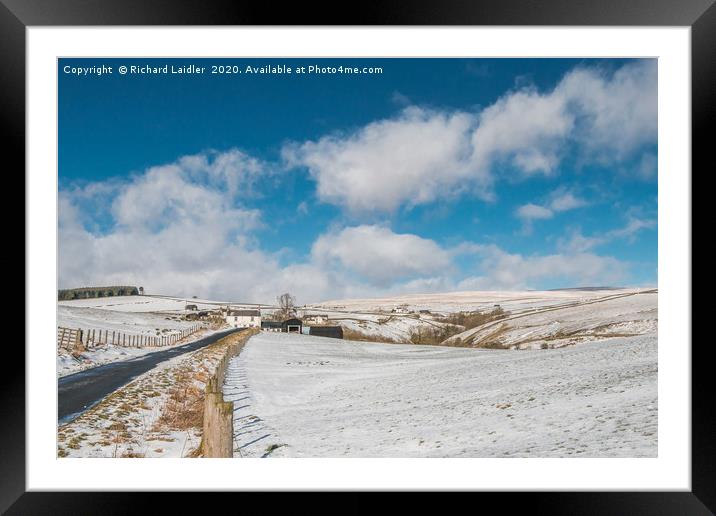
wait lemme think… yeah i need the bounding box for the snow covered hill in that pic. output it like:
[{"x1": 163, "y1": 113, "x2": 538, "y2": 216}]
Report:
[
  {"x1": 57, "y1": 305, "x2": 197, "y2": 337},
  {"x1": 56, "y1": 295, "x2": 223, "y2": 376},
  {"x1": 306, "y1": 288, "x2": 656, "y2": 347},
  {"x1": 444, "y1": 289, "x2": 657, "y2": 349},
  {"x1": 223, "y1": 331, "x2": 657, "y2": 458},
  {"x1": 313, "y1": 287, "x2": 648, "y2": 313},
  {"x1": 58, "y1": 294, "x2": 229, "y2": 313}
]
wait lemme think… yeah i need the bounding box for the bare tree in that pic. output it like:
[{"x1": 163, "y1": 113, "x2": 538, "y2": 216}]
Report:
[{"x1": 276, "y1": 292, "x2": 297, "y2": 319}]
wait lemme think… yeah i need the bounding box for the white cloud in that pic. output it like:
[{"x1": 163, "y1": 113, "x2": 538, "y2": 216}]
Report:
[
  {"x1": 549, "y1": 191, "x2": 587, "y2": 212},
  {"x1": 557, "y1": 229, "x2": 606, "y2": 254},
  {"x1": 516, "y1": 203, "x2": 554, "y2": 222},
  {"x1": 285, "y1": 61, "x2": 656, "y2": 214},
  {"x1": 515, "y1": 189, "x2": 587, "y2": 233},
  {"x1": 457, "y1": 245, "x2": 628, "y2": 290},
  {"x1": 283, "y1": 106, "x2": 477, "y2": 213},
  {"x1": 60, "y1": 153, "x2": 459, "y2": 303},
  {"x1": 557, "y1": 60, "x2": 658, "y2": 161},
  {"x1": 311, "y1": 225, "x2": 451, "y2": 285},
  {"x1": 606, "y1": 217, "x2": 657, "y2": 241},
  {"x1": 470, "y1": 87, "x2": 572, "y2": 175},
  {"x1": 60, "y1": 152, "x2": 635, "y2": 300},
  {"x1": 557, "y1": 217, "x2": 656, "y2": 253},
  {"x1": 176, "y1": 148, "x2": 267, "y2": 197},
  {"x1": 110, "y1": 149, "x2": 266, "y2": 231},
  {"x1": 58, "y1": 150, "x2": 319, "y2": 303}
]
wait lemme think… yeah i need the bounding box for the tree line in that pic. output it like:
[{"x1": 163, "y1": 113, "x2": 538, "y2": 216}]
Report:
[{"x1": 58, "y1": 286, "x2": 140, "y2": 300}]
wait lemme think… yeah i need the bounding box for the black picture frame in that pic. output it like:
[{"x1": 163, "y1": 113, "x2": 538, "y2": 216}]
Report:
[{"x1": 4, "y1": 0, "x2": 708, "y2": 513}]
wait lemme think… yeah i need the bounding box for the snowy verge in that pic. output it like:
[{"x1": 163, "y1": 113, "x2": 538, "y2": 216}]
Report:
[{"x1": 58, "y1": 330, "x2": 251, "y2": 458}]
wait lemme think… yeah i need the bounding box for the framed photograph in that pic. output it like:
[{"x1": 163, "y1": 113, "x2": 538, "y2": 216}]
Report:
[{"x1": 6, "y1": 0, "x2": 709, "y2": 512}]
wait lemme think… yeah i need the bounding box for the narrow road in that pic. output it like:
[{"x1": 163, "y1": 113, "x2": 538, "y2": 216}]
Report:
[{"x1": 58, "y1": 328, "x2": 240, "y2": 424}]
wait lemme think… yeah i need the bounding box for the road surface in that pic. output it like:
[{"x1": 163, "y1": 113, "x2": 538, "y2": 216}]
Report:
[{"x1": 58, "y1": 328, "x2": 240, "y2": 424}]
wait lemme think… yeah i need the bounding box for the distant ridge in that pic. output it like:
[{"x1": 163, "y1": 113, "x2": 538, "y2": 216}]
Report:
[{"x1": 545, "y1": 286, "x2": 622, "y2": 292}]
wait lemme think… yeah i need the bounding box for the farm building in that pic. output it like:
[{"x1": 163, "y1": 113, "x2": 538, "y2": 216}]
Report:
[
  {"x1": 304, "y1": 314, "x2": 329, "y2": 325},
  {"x1": 308, "y1": 326, "x2": 344, "y2": 339},
  {"x1": 225, "y1": 309, "x2": 261, "y2": 329},
  {"x1": 185, "y1": 304, "x2": 198, "y2": 311},
  {"x1": 261, "y1": 320, "x2": 283, "y2": 332},
  {"x1": 260, "y1": 318, "x2": 342, "y2": 339},
  {"x1": 186, "y1": 310, "x2": 211, "y2": 321},
  {"x1": 281, "y1": 318, "x2": 303, "y2": 333}
]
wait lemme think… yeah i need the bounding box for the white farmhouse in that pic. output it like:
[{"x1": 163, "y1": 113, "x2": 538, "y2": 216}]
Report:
[
  {"x1": 225, "y1": 309, "x2": 261, "y2": 328},
  {"x1": 304, "y1": 314, "x2": 329, "y2": 325}
]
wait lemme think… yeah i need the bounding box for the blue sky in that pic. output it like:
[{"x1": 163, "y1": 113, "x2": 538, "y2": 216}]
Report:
[{"x1": 58, "y1": 58, "x2": 657, "y2": 303}]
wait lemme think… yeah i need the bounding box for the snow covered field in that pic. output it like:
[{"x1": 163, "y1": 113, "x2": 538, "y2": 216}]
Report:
[
  {"x1": 58, "y1": 295, "x2": 233, "y2": 313},
  {"x1": 57, "y1": 296, "x2": 222, "y2": 377},
  {"x1": 224, "y1": 331, "x2": 657, "y2": 458},
  {"x1": 58, "y1": 305, "x2": 197, "y2": 337}
]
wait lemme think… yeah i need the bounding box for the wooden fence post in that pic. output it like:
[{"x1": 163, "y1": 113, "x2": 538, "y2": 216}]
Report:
[
  {"x1": 73, "y1": 329, "x2": 85, "y2": 354},
  {"x1": 202, "y1": 377, "x2": 233, "y2": 458}
]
